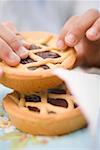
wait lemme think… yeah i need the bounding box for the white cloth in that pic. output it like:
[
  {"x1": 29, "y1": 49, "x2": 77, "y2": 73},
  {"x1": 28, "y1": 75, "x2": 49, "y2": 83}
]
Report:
[{"x1": 53, "y1": 68, "x2": 100, "y2": 138}]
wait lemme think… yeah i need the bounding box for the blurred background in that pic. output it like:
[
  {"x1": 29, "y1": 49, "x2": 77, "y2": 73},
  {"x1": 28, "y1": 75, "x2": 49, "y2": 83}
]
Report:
[{"x1": 0, "y1": 0, "x2": 99, "y2": 33}]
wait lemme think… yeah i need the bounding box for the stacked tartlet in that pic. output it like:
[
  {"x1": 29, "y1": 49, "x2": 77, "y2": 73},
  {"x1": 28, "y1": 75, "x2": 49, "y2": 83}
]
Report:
[{"x1": 0, "y1": 32, "x2": 86, "y2": 135}]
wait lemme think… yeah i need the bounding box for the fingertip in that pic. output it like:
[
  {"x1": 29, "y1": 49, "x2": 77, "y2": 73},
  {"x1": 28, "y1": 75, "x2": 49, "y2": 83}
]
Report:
[
  {"x1": 20, "y1": 50, "x2": 29, "y2": 59},
  {"x1": 17, "y1": 46, "x2": 29, "y2": 59},
  {"x1": 65, "y1": 33, "x2": 77, "y2": 47},
  {"x1": 86, "y1": 27, "x2": 98, "y2": 41},
  {"x1": 56, "y1": 39, "x2": 65, "y2": 49},
  {"x1": 22, "y1": 40, "x2": 31, "y2": 49},
  {"x1": 6, "y1": 52, "x2": 20, "y2": 66}
]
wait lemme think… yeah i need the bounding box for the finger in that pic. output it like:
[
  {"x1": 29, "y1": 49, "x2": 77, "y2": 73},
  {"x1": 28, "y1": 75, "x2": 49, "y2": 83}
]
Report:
[
  {"x1": 57, "y1": 16, "x2": 78, "y2": 49},
  {"x1": 0, "y1": 37, "x2": 20, "y2": 66},
  {"x1": 2, "y1": 23, "x2": 30, "y2": 51},
  {"x1": 74, "y1": 40, "x2": 85, "y2": 66},
  {"x1": 2, "y1": 22, "x2": 24, "y2": 41},
  {"x1": 0, "y1": 24, "x2": 28, "y2": 59},
  {"x1": 74, "y1": 36, "x2": 92, "y2": 66},
  {"x1": 21, "y1": 39, "x2": 31, "y2": 49},
  {"x1": 86, "y1": 17, "x2": 100, "y2": 41},
  {"x1": 3, "y1": 22, "x2": 31, "y2": 49},
  {"x1": 0, "y1": 68, "x2": 3, "y2": 77},
  {"x1": 64, "y1": 9, "x2": 99, "y2": 47},
  {"x1": 2, "y1": 21, "x2": 17, "y2": 33}
]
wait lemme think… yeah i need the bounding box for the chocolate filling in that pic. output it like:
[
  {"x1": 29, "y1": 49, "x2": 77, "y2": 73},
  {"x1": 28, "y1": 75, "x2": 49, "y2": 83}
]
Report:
[
  {"x1": 28, "y1": 106, "x2": 40, "y2": 112},
  {"x1": 74, "y1": 103, "x2": 78, "y2": 108},
  {"x1": 48, "y1": 88, "x2": 66, "y2": 94},
  {"x1": 29, "y1": 44, "x2": 41, "y2": 50},
  {"x1": 20, "y1": 57, "x2": 35, "y2": 64},
  {"x1": 28, "y1": 65, "x2": 49, "y2": 70},
  {"x1": 25, "y1": 94, "x2": 41, "y2": 102},
  {"x1": 36, "y1": 51, "x2": 60, "y2": 59},
  {"x1": 47, "y1": 98, "x2": 68, "y2": 108},
  {"x1": 42, "y1": 43, "x2": 48, "y2": 47},
  {"x1": 48, "y1": 111, "x2": 56, "y2": 114}
]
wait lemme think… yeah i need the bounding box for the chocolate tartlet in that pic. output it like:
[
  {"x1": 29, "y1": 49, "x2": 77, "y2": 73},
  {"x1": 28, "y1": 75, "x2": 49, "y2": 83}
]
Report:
[
  {"x1": 0, "y1": 32, "x2": 76, "y2": 93},
  {"x1": 3, "y1": 84, "x2": 86, "y2": 135}
]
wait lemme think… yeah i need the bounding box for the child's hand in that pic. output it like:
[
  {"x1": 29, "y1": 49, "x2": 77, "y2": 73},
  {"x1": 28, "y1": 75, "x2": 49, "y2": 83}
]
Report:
[
  {"x1": 0, "y1": 22, "x2": 29, "y2": 66},
  {"x1": 0, "y1": 21, "x2": 30, "y2": 77},
  {"x1": 57, "y1": 9, "x2": 100, "y2": 67}
]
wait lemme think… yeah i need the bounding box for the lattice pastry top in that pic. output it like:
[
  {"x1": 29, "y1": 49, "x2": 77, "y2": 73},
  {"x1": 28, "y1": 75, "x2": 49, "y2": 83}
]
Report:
[
  {"x1": 10, "y1": 84, "x2": 78, "y2": 115},
  {"x1": 3, "y1": 83, "x2": 86, "y2": 135},
  {"x1": 0, "y1": 32, "x2": 76, "y2": 74}
]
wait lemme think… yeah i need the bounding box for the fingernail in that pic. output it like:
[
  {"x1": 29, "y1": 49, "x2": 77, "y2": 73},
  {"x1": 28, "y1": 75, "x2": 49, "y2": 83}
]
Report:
[
  {"x1": 65, "y1": 33, "x2": 76, "y2": 44},
  {"x1": 56, "y1": 40, "x2": 65, "y2": 48},
  {"x1": 17, "y1": 46, "x2": 29, "y2": 58},
  {"x1": 7, "y1": 52, "x2": 20, "y2": 66},
  {"x1": 8, "y1": 52, "x2": 19, "y2": 61},
  {"x1": 87, "y1": 28, "x2": 97, "y2": 36}
]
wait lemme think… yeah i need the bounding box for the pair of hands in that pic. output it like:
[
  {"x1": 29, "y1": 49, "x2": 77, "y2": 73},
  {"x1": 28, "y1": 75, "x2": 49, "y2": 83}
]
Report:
[{"x1": 0, "y1": 9, "x2": 100, "y2": 77}]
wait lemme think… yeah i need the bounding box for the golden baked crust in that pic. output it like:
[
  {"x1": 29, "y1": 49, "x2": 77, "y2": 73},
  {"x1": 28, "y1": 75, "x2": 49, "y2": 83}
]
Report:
[
  {"x1": 3, "y1": 84, "x2": 86, "y2": 136},
  {"x1": 0, "y1": 31, "x2": 76, "y2": 93}
]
